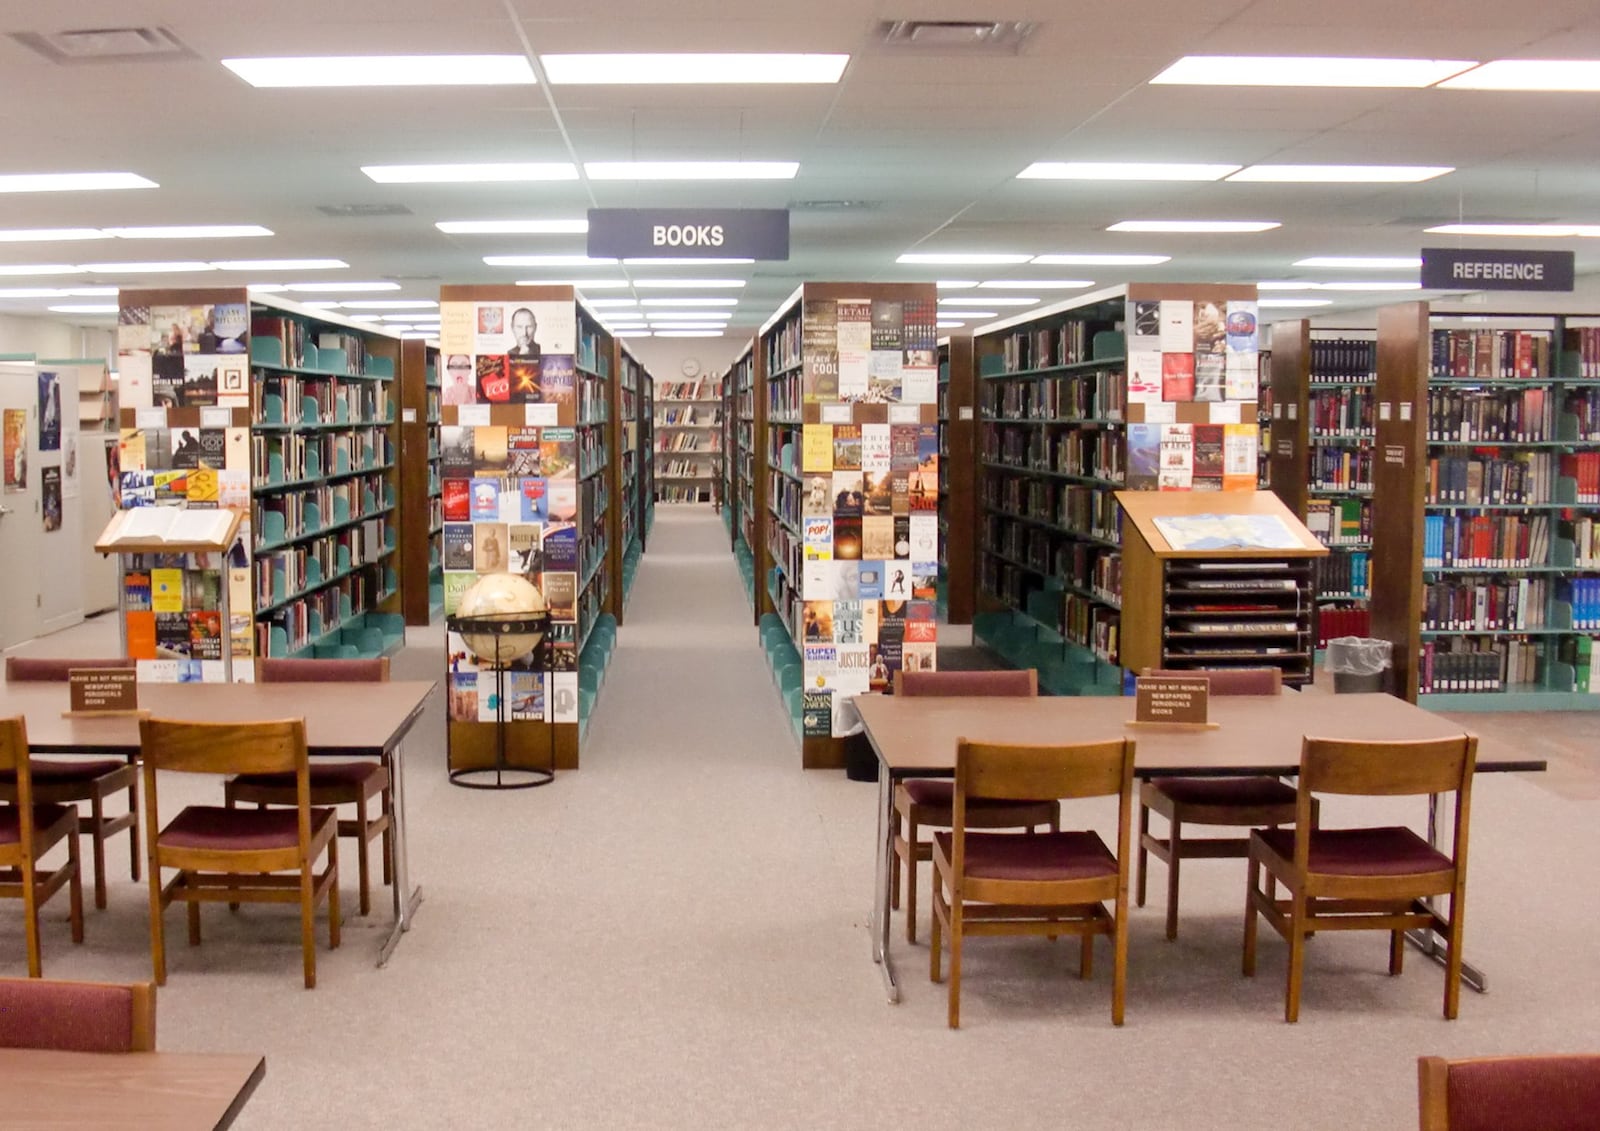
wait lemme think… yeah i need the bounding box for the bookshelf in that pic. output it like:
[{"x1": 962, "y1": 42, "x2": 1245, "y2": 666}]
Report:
[
  {"x1": 653, "y1": 375, "x2": 722, "y2": 504},
  {"x1": 115, "y1": 288, "x2": 405, "y2": 682},
  {"x1": 77, "y1": 361, "x2": 115, "y2": 432},
  {"x1": 436, "y1": 285, "x2": 627, "y2": 771},
  {"x1": 399, "y1": 337, "x2": 443, "y2": 625},
  {"x1": 936, "y1": 332, "x2": 978, "y2": 624},
  {"x1": 1372, "y1": 302, "x2": 1600, "y2": 710},
  {"x1": 969, "y1": 284, "x2": 1262, "y2": 695},
  {"x1": 727, "y1": 342, "x2": 758, "y2": 610},
  {"x1": 614, "y1": 344, "x2": 648, "y2": 612}
]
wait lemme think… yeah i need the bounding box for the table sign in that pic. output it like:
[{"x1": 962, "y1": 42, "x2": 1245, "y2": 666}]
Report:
[
  {"x1": 1130, "y1": 676, "x2": 1215, "y2": 729},
  {"x1": 66, "y1": 668, "x2": 144, "y2": 717}
]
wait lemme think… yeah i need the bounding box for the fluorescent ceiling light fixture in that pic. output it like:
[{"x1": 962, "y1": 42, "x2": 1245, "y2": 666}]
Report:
[
  {"x1": 340, "y1": 300, "x2": 438, "y2": 310},
  {"x1": 299, "y1": 301, "x2": 343, "y2": 309},
  {"x1": 1423, "y1": 222, "x2": 1600, "y2": 237},
  {"x1": 898, "y1": 252, "x2": 1032, "y2": 265},
  {"x1": 584, "y1": 161, "x2": 798, "y2": 180},
  {"x1": 586, "y1": 299, "x2": 640, "y2": 308},
  {"x1": 282, "y1": 281, "x2": 401, "y2": 293},
  {"x1": 1259, "y1": 298, "x2": 1334, "y2": 308},
  {"x1": 1294, "y1": 256, "x2": 1422, "y2": 268},
  {"x1": 1316, "y1": 281, "x2": 1424, "y2": 291},
  {"x1": 245, "y1": 283, "x2": 289, "y2": 293},
  {"x1": 361, "y1": 163, "x2": 577, "y2": 184},
  {"x1": 935, "y1": 280, "x2": 978, "y2": 290},
  {"x1": 1229, "y1": 165, "x2": 1452, "y2": 183},
  {"x1": 622, "y1": 257, "x2": 755, "y2": 266},
  {"x1": 0, "y1": 229, "x2": 106, "y2": 243},
  {"x1": 1438, "y1": 60, "x2": 1600, "y2": 91},
  {"x1": 1150, "y1": 56, "x2": 1478, "y2": 88},
  {"x1": 436, "y1": 219, "x2": 589, "y2": 234},
  {"x1": 346, "y1": 314, "x2": 384, "y2": 322},
  {"x1": 1256, "y1": 281, "x2": 1323, "y2": 290},
  {"x1": 541, "y1": 53, "x2": 848, "y2": 85},
  {"x1": 940, "y1": 310, "x2": 997, "y2": 319},
  {"x1": 638, "y1": 297, "x2": 737, "y2": 306},
  {"x1": 79, "y1": 261, "x2": 215, "y2": 273},
  {"x1": 1018, "y1": 162, "x2": 1239, "y2": 181},
  {"x1": 483, "y1": 255, "x2": 617, "y2": 267},
  {"x1": 515, "y1": 278, "x2": 630, "y2": 289},
  {"x1": 66, "y1": 287, "x2": 119, "y2": 296},
  {"x1": 0, "y1": 172, "x2": 157, "y2": 194},
  {"x1": 937, "y1": 320, "x2": 967, "y2": 328},
  {"x1": 103, "y1": 225, "x2": 272, "y2": 239},
  {"x1": 1108, "y1": 220, "x2": 1279, "y2": 233},
  {"x1": 0, "y1": 288, "x2": 74, "y2": 298},
  {"x1": 611, "y1": 330, "x2": 652, "y2": 337},
  {"x1": 48, "y1": 304, "x2": 117, "y2": 314},
  {"x1": 1031, "y1": 253, "x2": 1172, "y2": 265},
  {"x1": 212, "y1": 258, "x2": 348, "y2": 271},
  {"x1": 632, "y1": 279, "x2": 746, "y2": 289},
  {"x1": 645, "y1": 310, "x2": 731, "y2": 319},
  {"x1": 653, "y1": 330, "x2": 723, "y2": 338},
  {"x1": 0, "y1": 264, "x2": 84, "y2": 276},
  {"x1": 650, "y1": 322, "x2": 729, "y2": 330},
  {"x1": 941, "y1": 296, "x2": 1038, "y2": 307},
  {"x1": 978, "y1": 280, "x2": 1094, "y2": 290},
  {"x1": 223, "y1": 55, "x2": 535, "y2": 88}
]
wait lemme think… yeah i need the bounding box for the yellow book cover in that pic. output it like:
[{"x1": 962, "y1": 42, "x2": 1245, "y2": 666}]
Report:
[
  {"x1": 186, "y1": 466, "x2": 218, "y2": 503},
  {"x1": 802, "y1": 424, "x2": 834, "y2": 473},
  {"x1": 151, "y1": 568, "x2": 185, "y2": 613},
  {"x1": 1222, "y1": 423, "x2": 1258, "y2": 491},
  {"x1": 119, "y1": 428, "x2": 147, "y2": 471}
]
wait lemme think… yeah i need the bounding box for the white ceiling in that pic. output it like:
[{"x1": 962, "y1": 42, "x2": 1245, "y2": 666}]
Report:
[{"x1": 4, "y1": 0, "x2": 1600, "y2": 356}]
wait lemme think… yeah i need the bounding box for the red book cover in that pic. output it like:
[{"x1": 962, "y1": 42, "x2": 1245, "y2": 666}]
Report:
[
  {"x1": 1161, "y1": 354, "x2": 1195, "y2": 402},
  {"x1": 126, "y1": 611, "x2": 156, "y2": 660},
  {"x1": 441, "y1": 478, "x2": 471, "y2": 521}
]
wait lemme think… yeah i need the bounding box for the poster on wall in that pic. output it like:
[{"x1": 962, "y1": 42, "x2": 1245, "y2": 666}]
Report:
[
  {"x1": 41, "y1": 466, "x2": 62, "y2": 531},
  {"x1": 63, "y1": 431, "x2": 79, "y2": 499},
  {"x1": 37, "y1": 372, "x2": 61, "y2": 452},
  {"x1": 2, "y1": 408, "x2": 24, "y2": 493}
]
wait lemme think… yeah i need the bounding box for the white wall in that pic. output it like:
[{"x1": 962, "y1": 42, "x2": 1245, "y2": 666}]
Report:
[
  {"x1": 0, "y1": 313, "x2": 111, "y2": 361},
  {"x1": 622, "y1": 335, "x2": 748, "y2": 384}
]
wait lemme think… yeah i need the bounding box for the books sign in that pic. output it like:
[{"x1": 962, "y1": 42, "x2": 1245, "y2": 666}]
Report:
[
  {"x1": 68, "y1": 668, "x2": 138, "y2": 715},
  {"x1": 1134, "y1": 676, "x2": 1209, "y2": 725},
  {"x1": 587, "y1": 208, "x2": 789, "y2": 261},
  {"x1": 1420, "y1": 247, "x2": 1574, "y2": 292}
]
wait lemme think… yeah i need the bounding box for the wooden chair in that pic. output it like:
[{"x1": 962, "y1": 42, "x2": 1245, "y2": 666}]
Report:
[
  {"x1": 1136, "y1": 667, "x2": 1314, "y2": 940},
  {"x1": 1243, "y1": 734, "x2": 1477, "y2": 1022},
  {"x1": 930, "y1": 736, "x2": 1136, "y2": 1029},
  {"x1": 0, "y1": 717, "x2": 84, "y2": 977},
  {"x1": 1418, "y1": 1053, "x2": 1600, "y2": 1131},
  {"x1": 891, "y1": 668, "x2": 1057, "y2": 945},
  {"x1": 141, "y1": 716, "x2": 340, "y2": 989},
  {"x1": 224, "y1": 657, "x2": 391, "y2": 915},
  {"x1": 0, "y1": 657, "x2": 139, "y2": 910},
  {"x1": 0, "y1": 977, "x2": 155, "y2": 1051}
]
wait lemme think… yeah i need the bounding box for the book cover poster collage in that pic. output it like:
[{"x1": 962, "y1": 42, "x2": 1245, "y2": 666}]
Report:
[
  {"x1": 1124, "y1": 296, "x2": 1261, "y2": 493},
  {"x1": 436, "y1": 301, "x2": 577, "y2": 417},
  {"x1": 801, "y1": 297, "x2": 939, "y2": 405},
  {"x1": 116, "y1": 301, "x2": 251, "y2": 411},
  {"x1": 799, "y1": 419, "x2": 940, "y2": 738},
  {"x1": 441, "y1": 413, "x2": 580, "y2": 727}
]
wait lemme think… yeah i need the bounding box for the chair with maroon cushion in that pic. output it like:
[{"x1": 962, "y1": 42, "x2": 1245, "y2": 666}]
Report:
[
  {"x1": 890, "y1": 668, "x2": 1056, "y2": 945},
  {"x1": 1135, "y1": 667, "x2": 1316, "y2": 940},
  {"x1": 0, "y1": 717, "x2": 84, "y2": 977},
  {"x1": 224, "y1": 657, "x2": 391, "y2": 915},
  {"x1": 1418, "y1": 1053, "x2": 1600, "y2": 1131},
  {"x1": 1, "y1": 657, "x2": 139, "y2": 911},
  {"x1": 0, "y1": 977, "x2": 155, "y2": 1051},
  {"x1": 141, "y1": 716, "x2": 340, "y2": 989},
  {"x1": 1243, "y1": 733, "x2": 1476, "y2": 1022},
  {"x1": 930, "y1": 736, "x2": 1135, "y2": 1029}
]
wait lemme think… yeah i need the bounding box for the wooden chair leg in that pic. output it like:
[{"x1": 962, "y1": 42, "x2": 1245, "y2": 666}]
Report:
[
  {"x1": 89, "y1": 790, "x2": 108, "y2": 910},
  {"x1": 22, "y1": 859, "x2": 41, "y2": 978},
  {"x1": 1242, "y1": 857, "x2": 1260, "y2": 977},
  {"x1": 187, "y1": 898, "x2": 201, "y2": 946},
  {"x1": 947, "y1": 900, "x2": 963, "y2": 1029},
  {"x1": 126, "y1": 772, "x2": 141, "y2": 882},
  {"x1": 1164, "y1": 814, "x2": 1182, "y2": 941},
  {"x1": 148, "y1": 864, "x2": 167, "y2": 986},
  {"x1": 67, "y1": 833, "x2": 84, "y2": 944},
  {"x1": 1389, "y1": 928, "x2": 1405, "y2": 975},
  {"x1": 1135, "y1": 803, "x2": 1150, "y2": 908},
  {"x1": 904, "y1": 814, "x2": 920, "y2": 945},
  {"x1": 1079, "y1": 931, "x2": 1093, "y2": 979},
  {"x1": 327, "y1": 837, "x2": 341, "y2": 951},
  {"x1": 354, "y1": 794, "x2": 372, "y2": 917},
  {"x1": 301, "y1": 858, "x2": 317, "y2": 990},
  {"x1": 929, "y1": 885, "x2": 943, "y2": 984},
  {"x1": 1443, "y1": 893, "x2": 1464, "y2": 1021},
  {"x1": 1285, "y1": 893, "x2": 1307, "y2": 1023},
  {"x1": 1113, "y1": 893, "x2": 1129, "y2": 1027},
  {"x1": 380, "y1": 785, "x2": 393, "y2": 887}
]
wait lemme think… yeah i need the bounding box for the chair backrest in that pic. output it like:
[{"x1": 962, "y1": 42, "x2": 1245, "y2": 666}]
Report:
[
  {"x1": 0, "y1": 978, "x2": 155, "y2": 1052},
  {"x1": 1142, "y1": 667, "x2": 1281, "y2": 695},
  {"x1": 5, "y1": 656, "x2": 135, "y2": 683},
  {"x1": 1418, "y1": 1054, "x2": 1600, "y2": 1131},
  {"x1": 257, "y1": 657, "x2": 390, "y2": 683},
  {"x1": 895, "y1": 668, "x2": 1037, "y2": 697}
]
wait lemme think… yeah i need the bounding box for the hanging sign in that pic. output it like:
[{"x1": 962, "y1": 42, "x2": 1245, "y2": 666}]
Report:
[
  {"x1": 587, "y1": 208, "x2": 790, "y2": 260},
  {"x1": 1420, "y1": 247, "x2": 1575, "y2": 292}
]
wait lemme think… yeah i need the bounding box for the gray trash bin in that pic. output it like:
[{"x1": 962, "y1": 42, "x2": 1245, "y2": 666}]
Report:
[{"x1": 1325, "y1": 636, "x2": 1393, "y2": 693}]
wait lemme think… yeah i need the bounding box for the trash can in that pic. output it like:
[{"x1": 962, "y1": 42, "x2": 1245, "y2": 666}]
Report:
[{"x1": 1325, "y1": 636, "x2": 1394, "y2": 693}]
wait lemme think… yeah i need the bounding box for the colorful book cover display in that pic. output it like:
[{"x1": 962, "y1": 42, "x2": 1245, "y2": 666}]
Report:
[{"x1": 800, "y1": 296, "x2": 938, "y2": 406}]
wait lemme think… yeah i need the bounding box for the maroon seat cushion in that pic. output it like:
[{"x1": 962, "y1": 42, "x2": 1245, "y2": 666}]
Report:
[
  {"x1": 258, "y1": 658, "x2": 384, "y2": 683},
  {"x1": 902, "y1": 779, "x2": 1050, "y2": 814},
  {"x1": 1151, "y1": 776, "x2": 1297, "y2": 807},
  {"x1": 1446, "y1": 1057, "x2": 1600, "y2": 1131},
  {"x1": 232, "y1": 762, "x2": 384, "y2": 790},
  {"x1": 160, "y1": 805, "x2": 334, "y2": 852},
  {"x1": 0, "y1": 759, "x2": 129, "y2": 784},
  {"x1": 1255, "y1": 826, "x2": 1452, "y2": 877},
  {"x1": 0, "y1": 980, "x2": 135, "y2": 1052},
  {"x1": 935, "y1": 830, "x2": 1117, "y2": 883},
  {"x1": 0, "y1": 803, "x2": 76, "y2": 846}
]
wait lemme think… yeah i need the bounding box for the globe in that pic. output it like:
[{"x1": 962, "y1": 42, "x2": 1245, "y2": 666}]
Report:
[{"x1": 454, "y1": 572, "x2": 548, "y2": 667}]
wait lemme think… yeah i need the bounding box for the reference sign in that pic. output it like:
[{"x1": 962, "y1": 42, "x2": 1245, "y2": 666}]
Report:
[
  {"x1": 587, "y1": 208, "x2": 790, "y2": 261},
  {"x1": 1421, "y1": 247, "x2": 1575, "y2": 292}
]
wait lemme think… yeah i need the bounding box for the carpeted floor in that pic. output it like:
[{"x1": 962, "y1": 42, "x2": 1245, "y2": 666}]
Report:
[{"x1": 5, "y1": 507, "x2": 1598, "y2": 1129}]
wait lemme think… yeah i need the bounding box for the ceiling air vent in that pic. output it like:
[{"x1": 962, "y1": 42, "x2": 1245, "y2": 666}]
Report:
[
  {"x1": 10, "y1": 27, "x2": 194, "y2": 64},
  {"x1": 316, "y1": 203, "x2": 414, "y2": 218},
  {"x1": 876, "y1": 20, "x2": 1037, "y2": 53},
  {"x1": 791, "y1": 199, "x2": 881, "y2": 212}
]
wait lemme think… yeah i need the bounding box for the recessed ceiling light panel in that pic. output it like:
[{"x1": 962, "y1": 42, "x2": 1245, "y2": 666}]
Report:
[
  {"x1": 584, "y1": 162, "x2": 797, "y2": 180},
  {"x1": 223, "y1": 55, "x2": 536, "y2": 88},
  {"x1": 1032, "y1": 253, "x2": 1171, "y2": 265},
  {"x1": 436, "y1": 219, "x2": 589, "y2": 234},
  {"x1": 1230, "y1": 165, "x2": 1453, "y2": 183},
  {"x1": 1438, "y1": 59, "x2": 1600, "y2": 91},
  {"x1": 541, "y1": 53, "x2": 847, "y2": 84},
  {"x1": 361, "y1": 163, "x2": 577, "y2": 184},
  {"x1": 1150, "y1": 55, "x2": 1478, "y2": 88},
  {"x1": 0, "y1": 172, "x2": 157, "y2": 194},
  {"x1": 1107, "y1": 220, "x2": 1280, "y2": 233},
  {"x1": 1018, "y1": 162, "x2": 1238, "y2": 181},
  {"x1": 1294, "y1": 256, "x2": 1422, "y2": 268},
  {"x1": 897, "y1": 252, "x2": 1032, "y2": 265}
]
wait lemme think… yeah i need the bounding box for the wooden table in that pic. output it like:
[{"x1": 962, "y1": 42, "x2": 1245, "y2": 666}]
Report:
[
  {"x1": 854, "y1": 691, "x2": 1545, "y2": 1003},
  {"x1": 0, "y1": 680, "x2": 434, "y2": 967},
  {"x1": 0, "y1": 1048, "x2": 264, "y2": 1129}
]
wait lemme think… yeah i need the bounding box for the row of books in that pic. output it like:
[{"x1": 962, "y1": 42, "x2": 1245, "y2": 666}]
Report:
[
  {"x1": 1309, "y1": 385, "x2": 1375, "y2": 436},
  {"x1": 1417, "y1": 641, "x2": 1534, "y2": 695},
  {"x1": 656, "y1": 434, "x2": 718, "y2": 452},
  {"x1": 1567, "y1": 517, "x2": 1600, "y2": 567},
  {"x1": 254, "y1": 373, "x2": 388, "y2": 426},
  {"x1": 1057, "y1": 542, "x2": 1122, "y2": 604},
  {"x1": 1561, "y1": 577, "x2": 1600, "y2": 629},
  {"x1": 1311, "y1": 446, "x2": 1373, "y2": 491},
  {"x1": 1427, "y1": 386, "x2": 1555, "y2": 442},
  {"x1": 657, "y1": 485, "x2": 714, "y2": 503},
  {"x1": 255, "y1": 568, "x2": 386, "y2": 658},
  {"x1": 1425, "y1": 451, "x2": 1557, "y2": 505},
  {"x1": 980, "y1": 371, "x2": 1126, "y2": 422},
  {"x1": 1314, "y1": 549, "x2": 1370, "y2": 600},
  {"x1": 1315, "y1": 604, "x2": 1371, "y2": 649},
  {"x1": 656, "y1": 380, "x2": 718, "y2": 401},
  {"x1": 1422, "y1": 577, "x2": 1548, "y2": 631},
  {"x1": 981, "y1": 426, "x2": 1126, "y2": 484},
  {"x1": 766, "y1": 313, "x2": 803, "y2": 374},
  {"x1": 656, "y1": 407, "x2": 718, "y2": 426},
  {"x1": 1560, "y1": 634, "x2": 1597, "y2": 692},
  {"x1": 1423, "y1": 512, "x2": 1556, "y2": 569},
  {"x1": 253, "y1": 474, "x2": 385, "y2": 545},
  {"x1": 124, "y1": 567, "x2": 221, "y2": 613},
  {"x1": 1305, "y1": 496, "x2": 1370, "y2": 547},
  {"x1": 1429, "y1": 328, "x2": 1552, "y2": 381},
  {"x1": 767, "y1": 370, "x2": 800, "y2": 420},
  {"x1": 1309, "y1": 337, "x2": 1376, "y2": 381},
  {"x1": 997, "y1": 321, "x2": 1106, "y2": 374},
  {"x1": 250, "y1": 429, "x2": 389, "y2": 485},
  {"x1": 577, "y1": 367, "x2": 609, "y2": 422},
  {"x1": 1569, "y1": 326, "x2": 1600, "y2": 379}
]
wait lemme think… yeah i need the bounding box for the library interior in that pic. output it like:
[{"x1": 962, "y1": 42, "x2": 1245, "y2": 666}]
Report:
[{"x1": 1, "y1": 2, "x2": 1600, "y2": 1128}]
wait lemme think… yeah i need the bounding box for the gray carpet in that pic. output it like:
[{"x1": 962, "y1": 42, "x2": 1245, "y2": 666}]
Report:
[{"x1": 5, "y1": 508, "x2": 1597, "y2": 1129}]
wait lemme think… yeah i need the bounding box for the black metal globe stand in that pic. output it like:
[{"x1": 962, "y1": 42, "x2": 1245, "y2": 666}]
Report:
[{"x1": 445, "y1": 609, "x2": 555, "y2": 790}]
